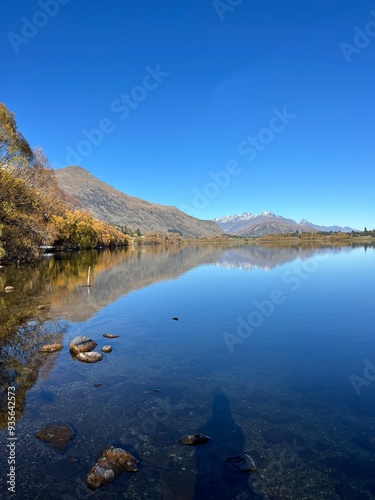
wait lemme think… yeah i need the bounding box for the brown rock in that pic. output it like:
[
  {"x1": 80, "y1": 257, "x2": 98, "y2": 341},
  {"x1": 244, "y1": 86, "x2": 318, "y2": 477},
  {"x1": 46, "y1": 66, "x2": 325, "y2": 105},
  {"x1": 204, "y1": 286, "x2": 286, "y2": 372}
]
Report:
[
  {"x1": 103, "y1": 334, "x2": 119, "y2": 339},
  {"x1": 69, "y1": 336, "x2": 97, "y2": 354},
  {"x1": 178, "y1": 433, "x2": 211, "y2": 446},
  {"x1": 226, "y1": 454, "x2": 257, "y2": 473},
  {"x1": 36, "y1": 423, "x2": 74, "y2": 451},
  {"x1": 87, "y1": 446, "x2": 139, "y2": 489},
  {"x1": 101, "y1": 345, "x2": 112, "y2": 353},
  {"x1": 76, "y1": 352, "x2": 103, "y2": 363},
  {"x1": 40, "y1": 343, "x2": 63, "y2": 353}
]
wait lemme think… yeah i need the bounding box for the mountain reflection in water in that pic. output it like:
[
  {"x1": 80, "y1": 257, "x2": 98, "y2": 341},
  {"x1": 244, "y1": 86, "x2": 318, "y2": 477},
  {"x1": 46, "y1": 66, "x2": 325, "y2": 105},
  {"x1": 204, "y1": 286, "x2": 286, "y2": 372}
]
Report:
[{"x1": 0, "y1": 243, "x2": 374, "y2": 499}]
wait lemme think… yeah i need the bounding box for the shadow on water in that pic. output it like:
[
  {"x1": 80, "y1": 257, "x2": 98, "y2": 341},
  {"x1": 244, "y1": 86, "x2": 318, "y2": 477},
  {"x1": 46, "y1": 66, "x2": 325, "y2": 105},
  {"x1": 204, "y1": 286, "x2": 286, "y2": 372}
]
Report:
[{"x1": 193, "y1": 391, "x2": 261, "y2": 500}]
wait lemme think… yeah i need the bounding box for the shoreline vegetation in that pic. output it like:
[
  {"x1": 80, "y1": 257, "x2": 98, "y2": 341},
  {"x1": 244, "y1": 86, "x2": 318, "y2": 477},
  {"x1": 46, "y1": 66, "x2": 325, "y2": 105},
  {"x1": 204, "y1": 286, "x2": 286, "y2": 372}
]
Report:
[
  {"x1": 0, "y1": 102, "x2": 134, "y2": 264},
  {"x1": 1, "y1": 102, "x2": 374, "y2": 265}
]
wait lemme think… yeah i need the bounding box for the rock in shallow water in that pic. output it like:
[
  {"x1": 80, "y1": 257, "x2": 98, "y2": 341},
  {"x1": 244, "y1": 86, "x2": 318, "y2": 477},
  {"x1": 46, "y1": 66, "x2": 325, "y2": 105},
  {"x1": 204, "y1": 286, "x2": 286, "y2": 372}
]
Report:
[
  {"x1": 36, "y1": 423, "x2": 74, "y2": 451},
  {"x1": 40, "y1": 343, "x2": 63, "y2": 353},
  {"x1": 76, "y1": 352, "x2": 103, "y2": 363},
  {"x1": 103, "y1": 333, "x2": 119, "y2": 339},
  {"x1": 226, "y1": 454, "x2": 257, "y2": 473},
  {"x1": 178, "y1": 433, "x2": 211, "y2": 446},
  {"x1": 69, "y1": 336, "x2": 97, "y2": 354},
  {"x1": 101, "y1": 345, "x2": 112, "y2": 353},
  {"x1": 87, "y1": 446, "x2": 139, "y2": 489}
]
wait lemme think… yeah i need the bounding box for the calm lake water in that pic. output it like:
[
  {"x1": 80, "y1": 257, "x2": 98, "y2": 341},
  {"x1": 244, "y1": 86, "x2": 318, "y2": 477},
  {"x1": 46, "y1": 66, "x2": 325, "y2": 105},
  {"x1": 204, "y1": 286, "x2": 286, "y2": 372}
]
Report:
[{"x1": 1, "y1": 243, "x2": 375, "y2": 499}]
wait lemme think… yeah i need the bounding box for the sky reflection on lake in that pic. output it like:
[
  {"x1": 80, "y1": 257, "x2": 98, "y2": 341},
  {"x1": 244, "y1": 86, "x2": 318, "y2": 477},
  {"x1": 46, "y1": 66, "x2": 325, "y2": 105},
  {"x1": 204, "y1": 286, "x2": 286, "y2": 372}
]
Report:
[{"x1": 1, "y1": 243, "x2": 375, "y2": 499}]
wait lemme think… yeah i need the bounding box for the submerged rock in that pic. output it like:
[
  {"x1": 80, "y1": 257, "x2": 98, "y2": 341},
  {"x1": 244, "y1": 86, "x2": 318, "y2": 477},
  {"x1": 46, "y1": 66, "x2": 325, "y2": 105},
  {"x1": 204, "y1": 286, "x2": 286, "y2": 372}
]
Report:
[
  {"x1": 36, "y1": 423, "x2": 74, "y2": 451},
  {"x1": 101, "y1": 345, "x2": 112, "y2": 353},
  {"x1": 69, "y1": 336, "x2": 97, "y2": 354},
  {"x1": 40, "y1": 343, "x2": 63, "y2": 353},
  {"x1": 171, "y1": 317, "x2": 179, "y2": 321},
  {"x1": 178, "y1": 433, "x2": 211, "y2": 446},
  {"x1": 87, "y1": 446, "x2": 139, "y2": 489},
  {"x1": 226, "y1": 454, "x2": 257, "y2": 473},
  {"x1": 76, "y1": 352, "x2": 103, "y2": 363},
  {"x1": 103, "y1": 333, "x2": 119, "y2": 339}
]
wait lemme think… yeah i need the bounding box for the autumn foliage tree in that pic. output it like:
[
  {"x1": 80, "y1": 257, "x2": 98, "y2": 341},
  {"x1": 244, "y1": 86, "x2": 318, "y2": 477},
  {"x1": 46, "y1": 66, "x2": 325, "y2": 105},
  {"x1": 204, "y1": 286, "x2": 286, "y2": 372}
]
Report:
[{"x1": 0, "y1": 103, "x2": 131, "y2": 263}]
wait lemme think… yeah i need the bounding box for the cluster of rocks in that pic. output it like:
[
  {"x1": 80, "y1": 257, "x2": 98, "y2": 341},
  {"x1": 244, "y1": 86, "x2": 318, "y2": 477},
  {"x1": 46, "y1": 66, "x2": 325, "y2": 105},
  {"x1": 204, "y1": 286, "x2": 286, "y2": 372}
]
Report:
[
  {"x1": 178, "y1": 433, "x2": 257, "y2": 475},
  {"x1": 34, "y1": 426, "x2": 256, "y2": 490},
  {"x1": 35, "y1": 424, "x2": 139, "y2": 489},
  {"x1": 40, "y1": 334, "x2": 119, "y2": 363},
  {"x1": 36, "y1": 324, "x2": 256, "y2": 490}
]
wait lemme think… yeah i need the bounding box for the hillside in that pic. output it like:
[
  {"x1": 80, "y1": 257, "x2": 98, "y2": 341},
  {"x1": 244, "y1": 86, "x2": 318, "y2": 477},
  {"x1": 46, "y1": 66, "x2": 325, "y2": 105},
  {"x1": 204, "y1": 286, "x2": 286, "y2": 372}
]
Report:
[{"x1": 54, "y1": 166, "x2": 222, "y2": 238}]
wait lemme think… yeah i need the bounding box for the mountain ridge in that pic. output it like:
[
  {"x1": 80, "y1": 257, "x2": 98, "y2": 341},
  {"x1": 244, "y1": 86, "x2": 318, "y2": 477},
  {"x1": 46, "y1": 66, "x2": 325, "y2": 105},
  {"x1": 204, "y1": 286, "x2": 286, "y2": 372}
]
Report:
[
  {"x1": 213, "y1": 212, "x2": 357, "y2": 237},
  {"x1": 54, "y1": 166, "x2": 222, "y2": 238}
]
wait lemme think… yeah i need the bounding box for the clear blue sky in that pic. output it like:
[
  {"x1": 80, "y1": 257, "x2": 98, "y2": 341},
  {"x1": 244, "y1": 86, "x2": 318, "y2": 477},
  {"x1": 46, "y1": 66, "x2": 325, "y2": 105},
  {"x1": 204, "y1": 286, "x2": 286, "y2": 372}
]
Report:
[{"x1": 1, "y1": 0, "x2": 374, "y2": 229}]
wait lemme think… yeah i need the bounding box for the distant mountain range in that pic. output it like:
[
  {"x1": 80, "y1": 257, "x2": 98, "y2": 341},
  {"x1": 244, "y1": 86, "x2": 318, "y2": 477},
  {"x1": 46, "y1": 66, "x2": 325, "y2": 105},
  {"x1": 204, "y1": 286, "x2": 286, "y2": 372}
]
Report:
[
  {"x1": 212, "y1": 212, "x2": 357, "y2": 237},
  {"x1": 54, "y1": 166, "x2": 222, "y2": 238},
  {"x1": 53, "y1": 168, "x2": 358, "y2": 238}
]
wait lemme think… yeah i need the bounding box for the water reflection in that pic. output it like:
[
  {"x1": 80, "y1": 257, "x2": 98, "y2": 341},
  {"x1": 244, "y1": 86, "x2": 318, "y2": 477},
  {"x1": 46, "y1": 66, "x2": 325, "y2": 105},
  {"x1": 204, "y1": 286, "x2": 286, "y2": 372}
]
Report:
[
  {"x1": 0, "y1": 242, "x2": 374, "y2": 497},
  {"x1": 2, "y1": 243, "x2": 367, "y2": 328},
  {"x1": 1, "y1": 244, "x2": 374, "y2": 414},
  {"x1": 0, "y1": 243, "x2": 371, "y2": 422},
  {"x1": 0, "y1": 321, "x2": 68, "y2": 428}
]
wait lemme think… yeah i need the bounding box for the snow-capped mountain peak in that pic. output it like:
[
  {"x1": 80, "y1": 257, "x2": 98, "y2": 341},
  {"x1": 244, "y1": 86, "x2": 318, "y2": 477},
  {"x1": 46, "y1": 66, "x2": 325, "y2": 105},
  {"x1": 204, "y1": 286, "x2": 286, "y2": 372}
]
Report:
[
  {"x1": 212, "y1": 212, "x2": 254, "y2": 223},
  {"x1": 212, "y1": 211, "x2": 357, "y2": 236}
]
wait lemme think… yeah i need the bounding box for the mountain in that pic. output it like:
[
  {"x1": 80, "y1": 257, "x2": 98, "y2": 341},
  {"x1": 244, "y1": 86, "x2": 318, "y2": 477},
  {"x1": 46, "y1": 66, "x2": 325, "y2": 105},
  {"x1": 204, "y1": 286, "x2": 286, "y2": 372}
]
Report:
[
  {"x1": 54, "y1": 166, "x2": 222, "y2": 238},
  {"x1": 299, "y1": 219, "x2": 356, "y2": 233},
  {"x1": 213, "y1": 212, "x2": 357, "y2": 237},
  {"x1": 212, "y1": 211, "x2": 300, "y2": 234}
]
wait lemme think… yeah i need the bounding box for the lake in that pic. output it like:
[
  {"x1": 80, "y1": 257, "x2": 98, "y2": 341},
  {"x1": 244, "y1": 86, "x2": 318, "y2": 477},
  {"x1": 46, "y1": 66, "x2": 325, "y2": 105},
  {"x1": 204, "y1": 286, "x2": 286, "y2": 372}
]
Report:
[{"x1": 1, "y1": 243, "x2": 375, "y2": 499}]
